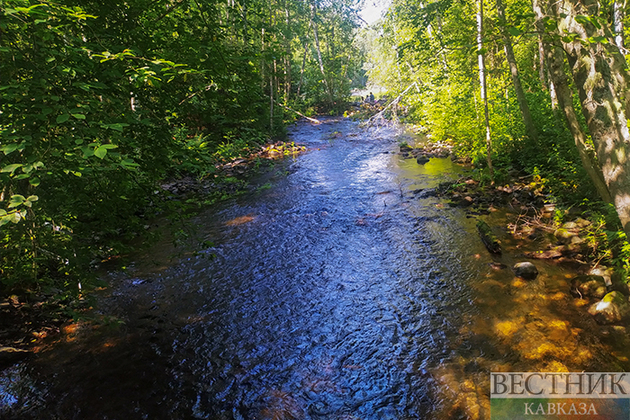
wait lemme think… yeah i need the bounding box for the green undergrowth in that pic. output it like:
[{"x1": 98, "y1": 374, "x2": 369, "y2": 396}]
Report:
[{"x1": 0, "y1": 124, "x2": 274, "y2": 314}]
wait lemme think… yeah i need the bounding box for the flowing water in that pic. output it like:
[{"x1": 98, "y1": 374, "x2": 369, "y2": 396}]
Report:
[{"x1": 2, "y1": 117, "x2": 630, "y2": 419}]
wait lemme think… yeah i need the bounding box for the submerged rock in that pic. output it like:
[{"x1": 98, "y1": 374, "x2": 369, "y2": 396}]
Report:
[
  {"x1": 513, "y1": 262, "x2": 539, "y2": 280},
  {"x1": 416, "y1": 155, "x2": 430, "y2": 165},
  {"x1": 571, "y1": 275, "x2": 607, "y2": 299},
  {"x1": 588, "y1": 291, "x2": 630, "y2": 324}
]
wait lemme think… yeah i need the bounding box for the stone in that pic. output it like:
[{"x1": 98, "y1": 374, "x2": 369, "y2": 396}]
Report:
[
  {"x1": 554, "y1": 228, "x2": 578, "y2": 245},
  {"x1": 561, "y1": 221, "x2": 579, "y2": 230},
  {"x1": 588, "y1": 291, "x2": 630, "y2": 324},
  {"x1": 513, "y1": 262, "x2": 539, "y2": 280},
  {"x1": 571, "y1": 275, "x2": 607, "y2": 298},
  {"x1": 574, "y1": 217, "x2": 591, "y2": 228},
  {"x1": 589, "y1": 266, "x2": 614, "y2": 287},
  {"x1": 416, "y1": 156, "x2": 430, "y2": 165}
]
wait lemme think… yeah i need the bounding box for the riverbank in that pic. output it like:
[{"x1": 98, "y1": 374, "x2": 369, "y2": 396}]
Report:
[
  {"x1": 396, "y1": 141, "x2": 630, "y2": 335},
  {"x1": 0, "y1": 139, "x2": 308, "y2": 369},
  {"x1": 2, "y1": 116, "x2": 630, "y2": 419}
]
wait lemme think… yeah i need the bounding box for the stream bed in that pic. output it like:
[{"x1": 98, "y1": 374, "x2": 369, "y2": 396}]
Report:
[{"x1": 1, "y1": 117, "x2": 629, "y2": 419}]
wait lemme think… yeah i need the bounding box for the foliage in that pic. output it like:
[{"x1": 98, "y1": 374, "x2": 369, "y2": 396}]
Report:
[
  {"x1": 0, "y1": 0, "x2": 364, "y2": 297},
  {"x1": 360, "y1": 0, "x2": 630, "y2": 276}
]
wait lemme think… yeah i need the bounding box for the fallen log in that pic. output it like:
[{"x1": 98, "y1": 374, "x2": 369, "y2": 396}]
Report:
[
  {"x1": 274, "y1": 101, "x2": 321, "y2": 124},
  {"x1": 476, "y1": 220, "x2": 502, "y2": 254}
]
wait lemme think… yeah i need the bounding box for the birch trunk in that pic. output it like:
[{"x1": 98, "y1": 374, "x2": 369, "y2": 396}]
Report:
[
  {"x1": 477, "y1": 0, "x2": 494, "y2": 178},
  {"x1": 614, "y1": 1, "x2": 625, "y2": 51}
]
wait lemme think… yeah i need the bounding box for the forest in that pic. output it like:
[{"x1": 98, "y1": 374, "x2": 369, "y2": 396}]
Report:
[{"x1": 1, "y1": 0, "x2": 630, "y2": 304}]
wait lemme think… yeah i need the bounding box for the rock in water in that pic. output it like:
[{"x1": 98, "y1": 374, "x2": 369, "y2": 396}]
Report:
[
  {"x1": 571, "y1": 275, "x2": 607, "y2": 298},
  {"x1": 588, "y1": 291, "x2": 630, "y2": 324},
  {"x1": 416, "y1": 156, "x2": 430, "y2": 165},
  {"x1": 476, "y1": 220, "x2": 501, "y2": 254},
  {"x1": 513, "y1": 262, "x2": 539, "y2": 280}
]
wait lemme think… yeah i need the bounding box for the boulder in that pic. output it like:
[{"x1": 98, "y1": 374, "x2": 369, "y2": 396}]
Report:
[
  {"x1": 571, "y1": 275, "x2": 607, "y2": 298},
  {"x1": 513, "y1": 262, "x2": 539, "y2": 280},
  {"x1": 561, "y1": 221, "x2": 579, "y2": 230},
  {"x1": 416, "y1": 155, "x2": 430, "y2": 165},
  {"x1": 574, "y1": 217, "x2": 591, "y2": 228},
  {"x1": 589, "y1": 266, "x2": 614, "y2": 287},
  {"x1": 588, "y1": 291, "x2": 630, "y2": 324},
  {"x1": 554, "y1": 228, "x2": 578, "y2": 245}
]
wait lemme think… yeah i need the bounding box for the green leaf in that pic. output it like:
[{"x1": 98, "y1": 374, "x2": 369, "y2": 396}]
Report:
[
  {"x1": 101, "y1": 123, "x2": 129, "y2": 132},
  {"x1": 101, "y1": 144, "x2": 118, "y2": 149},
  {"x1": 1, "y1": 163, "x2": 22, "y2": 174},
  {"x1": 575, "y1": 15, "x2": 590, "y2": 25},
  {"x1": 56, "y1": 114, "x2": 70, "y2": 123},
  {"x1": 94, "y1": 146, "x2": 108, "y2": 159},
  {"x1": 29, "y1": 177, "x2": 41, "y2": 187},
  {"x1": 0, "y1": 210, "x2": 6, "y2": 216},
  {"x1": 120, "y1": 158, "x2": 140, "y2": 169},
  {"x1": 80, "y1": 146, "x2": 94, "y2": 158},
  {"x1": 1, "y1": 143, "x2": 19, "y2": 155},
  {"x1": 26, "y1": 195, "x2": 38, "y2": 202},
  {"x1": 13, "y1": 174, "x2": 30, "y2": 180},
  {"x1": 508, "y1": 27, "x2": 521, "y2": 37},
  {"x1": 71, "y1": 113, "x2": 86, "y2": 120},
  {"x1": 8, "y1": 195, "x2": 25, "y2": 208}
]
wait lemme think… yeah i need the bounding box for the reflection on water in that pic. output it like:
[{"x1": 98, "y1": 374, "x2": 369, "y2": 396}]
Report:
[{"x1": 1, "y1": 117, "x2": 629, "y2": 419}]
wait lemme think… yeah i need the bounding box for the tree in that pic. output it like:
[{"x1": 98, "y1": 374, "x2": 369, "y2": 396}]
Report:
[
  {"x1": 477, "y1": 0, "x2": 494, "y2": 178},
  {"x1": 547, "y1": 0, "x2": 630, "y2": 237},
  {"x1": 496, "y1": 0, "x2": 538, "y2": 144}
]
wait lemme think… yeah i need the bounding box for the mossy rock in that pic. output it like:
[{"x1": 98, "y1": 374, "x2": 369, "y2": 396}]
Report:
[
  {"x1": 588, "y1": 291, "x2": 630, "y2": 324},
  {"x1": 572, "y1": 275, "x2": 607, "y2": 298}
]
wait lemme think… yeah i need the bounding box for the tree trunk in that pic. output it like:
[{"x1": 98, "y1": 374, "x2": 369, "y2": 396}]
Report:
[
  {"x1": 270, "y1": 76, "x2": 274, "y2": 131},
  {"x1": 284, "y1": 2, "x2": 291, "y2": 103},
  {"x1": 477, "y1": 0, "x2": 493, "y2": 178},
  {"x1": 557, "y1": 0, "x2": 630, "y2": 237},
  {"x1": 537, "y1": 33, "x2": 547, "y2": 88},
  {"x1": 547, "y1": 69, "x2": 559, "y2": 111},
  {"x1": 496, "y1": 0, "x2": 538, "y2": 144},
  {"x1": 535, "y1": 0, "x2": 630, "y2": 236},
  {"x1": 614, "y1": 0, "x2": 625, "y2": 51},
  {"x1": 310, "y1": 1, "x2": 334, "y2": 104},
  {"x1": 296, "y1": 41, "x2": 308, "y2": 98}
]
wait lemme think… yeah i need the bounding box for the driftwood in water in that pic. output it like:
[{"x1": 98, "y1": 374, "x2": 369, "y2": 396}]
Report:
[
  {"x1": 275, "y1": 101, "x2": 321, "y2": 124},
  {"x1": 476, "y1": 220, "x2": 502, "y2": 254}
]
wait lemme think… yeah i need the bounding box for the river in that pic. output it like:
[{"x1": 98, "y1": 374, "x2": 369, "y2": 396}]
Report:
[{"x1": 1, "y1": 117, "x2": 628, "y2": 419}]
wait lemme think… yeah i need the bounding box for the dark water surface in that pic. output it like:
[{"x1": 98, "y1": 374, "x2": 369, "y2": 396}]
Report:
[{"x1": 2, "y1": 117, "x2": 629, "y2": 419}]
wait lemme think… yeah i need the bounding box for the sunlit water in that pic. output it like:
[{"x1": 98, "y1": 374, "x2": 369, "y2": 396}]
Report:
[{"x1": 2, "y1": 117, "x2": 629, "y2": 419}]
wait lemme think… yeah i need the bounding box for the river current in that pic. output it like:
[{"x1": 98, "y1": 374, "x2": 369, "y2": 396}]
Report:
[{"x1": 1, "y1": 117, "x2": 628, "y2": 419}]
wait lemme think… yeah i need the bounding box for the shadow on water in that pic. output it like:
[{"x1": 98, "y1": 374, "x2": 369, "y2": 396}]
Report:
[{"x1": 2, "y1": 117, "x2": 630, "y2": 419}]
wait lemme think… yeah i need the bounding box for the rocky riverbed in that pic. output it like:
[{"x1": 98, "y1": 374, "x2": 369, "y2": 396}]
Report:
[{"x1": 396, "y1": 142, "x2": 630, "y2": 335}]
